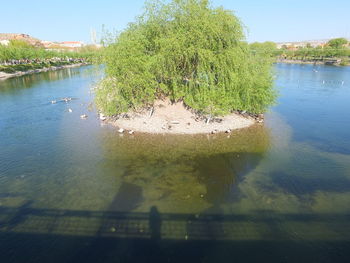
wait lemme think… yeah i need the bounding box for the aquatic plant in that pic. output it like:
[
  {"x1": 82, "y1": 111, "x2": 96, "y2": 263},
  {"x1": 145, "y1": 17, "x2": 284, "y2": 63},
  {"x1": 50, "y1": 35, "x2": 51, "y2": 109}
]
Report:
[{"x1": 96, "y1": 0, "x2": 276, "y2": 116}]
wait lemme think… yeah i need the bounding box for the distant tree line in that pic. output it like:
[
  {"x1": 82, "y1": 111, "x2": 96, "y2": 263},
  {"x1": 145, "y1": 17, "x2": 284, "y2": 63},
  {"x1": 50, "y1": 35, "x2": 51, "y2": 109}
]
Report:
[
  {"x1": 249, "y1": 38, "x2": 350, "y2": 65},
  {"x1": 0, "y1": 39, "x2": 100, "y2": 64}
]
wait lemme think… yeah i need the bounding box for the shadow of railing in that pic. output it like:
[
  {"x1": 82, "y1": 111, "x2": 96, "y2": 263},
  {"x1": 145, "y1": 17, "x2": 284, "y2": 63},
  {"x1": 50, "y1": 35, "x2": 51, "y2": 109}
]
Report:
[{"x1": 0, "y1": 204, "x2": 349, "y2": 241}]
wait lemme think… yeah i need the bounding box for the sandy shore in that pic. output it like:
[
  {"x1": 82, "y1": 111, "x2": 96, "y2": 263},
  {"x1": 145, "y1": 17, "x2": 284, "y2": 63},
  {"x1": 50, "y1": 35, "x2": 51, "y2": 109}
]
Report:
[
  {"x1": 0, "y1": 63, "x2": 86, "y2": 81},
  {"x1": 106, "y1": 99, "x2": 262, "y2": 135}
]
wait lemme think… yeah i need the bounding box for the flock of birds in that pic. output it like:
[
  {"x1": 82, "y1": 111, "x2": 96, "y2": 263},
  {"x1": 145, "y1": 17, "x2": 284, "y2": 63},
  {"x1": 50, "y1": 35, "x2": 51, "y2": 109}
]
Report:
[
  {"x1": 51, "y1": 97, "x2": 76, "y2": 116},
  {"x1": 50, "y1": 97, "x2": 135, "y2": 135},
  {"x1": 312, "y1": 69, "x2": 345, "y2": 85}
]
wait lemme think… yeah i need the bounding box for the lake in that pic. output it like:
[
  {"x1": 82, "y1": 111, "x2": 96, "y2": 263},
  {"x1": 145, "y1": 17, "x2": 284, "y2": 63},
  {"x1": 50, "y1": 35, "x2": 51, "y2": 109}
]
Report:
[{"x1": 0, "y1": 64, "x2": 349, "y2": 262}]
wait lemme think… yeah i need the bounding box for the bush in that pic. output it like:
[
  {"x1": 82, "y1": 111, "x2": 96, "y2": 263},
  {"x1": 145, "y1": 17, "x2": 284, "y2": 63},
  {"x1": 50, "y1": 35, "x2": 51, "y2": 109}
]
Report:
[{"x1": 97, "y1": 0, "x2": 276, "y2": 116}]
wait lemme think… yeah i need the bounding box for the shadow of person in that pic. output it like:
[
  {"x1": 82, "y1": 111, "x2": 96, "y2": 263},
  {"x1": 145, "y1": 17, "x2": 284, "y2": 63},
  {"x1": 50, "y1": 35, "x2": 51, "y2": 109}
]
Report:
[{"x1": 149, "y1": 206, "x2": 162, "y2": 241}]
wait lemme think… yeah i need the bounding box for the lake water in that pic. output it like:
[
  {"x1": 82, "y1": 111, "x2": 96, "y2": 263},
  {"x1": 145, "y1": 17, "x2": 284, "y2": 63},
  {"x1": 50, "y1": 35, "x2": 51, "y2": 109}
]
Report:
[{"x1": 0, "y1": 64, "x2": 350, "y2": 262}]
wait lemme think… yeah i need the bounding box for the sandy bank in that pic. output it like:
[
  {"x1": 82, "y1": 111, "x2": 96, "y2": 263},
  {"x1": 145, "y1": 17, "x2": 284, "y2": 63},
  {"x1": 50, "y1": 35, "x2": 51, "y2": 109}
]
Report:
[
  {"x1": 107, "y1": 99, "x2": 263, "y2": 135},
  {"x1": 0, "y1": 63, "x2": 87, "y2": 81}
]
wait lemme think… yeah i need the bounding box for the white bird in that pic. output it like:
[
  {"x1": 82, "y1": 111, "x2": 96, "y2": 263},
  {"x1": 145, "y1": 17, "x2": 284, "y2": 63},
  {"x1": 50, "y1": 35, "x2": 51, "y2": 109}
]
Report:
[
  {"x1": 68, "y1": 109, "x2": 73, "y2": 113},
  {"x1": 51, "y1": 100, "x2": 57, "y2": 104},
  {"x1": 80, "y1": 114, "x2": 88, "y2": 119}
]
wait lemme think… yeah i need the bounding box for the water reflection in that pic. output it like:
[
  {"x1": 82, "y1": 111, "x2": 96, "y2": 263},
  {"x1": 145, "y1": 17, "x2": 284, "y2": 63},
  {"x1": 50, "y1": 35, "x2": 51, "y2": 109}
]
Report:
[
  {"x1": 98, "y1": 125, "x2": 270, "y2": 213},
  {"x1": 0, "y1": 68, "x2": 81, "y2": 92}
]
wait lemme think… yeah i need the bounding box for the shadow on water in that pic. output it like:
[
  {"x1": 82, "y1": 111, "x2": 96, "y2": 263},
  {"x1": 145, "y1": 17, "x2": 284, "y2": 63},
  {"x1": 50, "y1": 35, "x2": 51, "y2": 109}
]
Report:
[
  {"x1": 0, "y1": 203, "x2": 350, "y2": 263},
  {"x1": 98, "y1": 125, "x2": 271, "y2": 214},
  {"x1": 108, "y1": 183, "x2": 144, "y2": 212},
  {"x1": 149, "y1": 206, "x2": 161, "y2": 241},
  {"x1": 195, "y1": 152, "x2": 263, "y2": 205}
]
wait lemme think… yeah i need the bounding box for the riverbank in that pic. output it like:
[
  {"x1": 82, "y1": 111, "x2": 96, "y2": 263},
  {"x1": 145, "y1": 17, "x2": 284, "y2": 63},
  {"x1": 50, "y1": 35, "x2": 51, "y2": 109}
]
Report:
[
  {"x1": 0, "y1": 63, "x2": 88, "y2": 80},
  {"x1": 105, "y1": 99, "x2": 262, "y2": 135},
  {"x1": 277, "y1": 58, "x2": 349, "y2": 66}
]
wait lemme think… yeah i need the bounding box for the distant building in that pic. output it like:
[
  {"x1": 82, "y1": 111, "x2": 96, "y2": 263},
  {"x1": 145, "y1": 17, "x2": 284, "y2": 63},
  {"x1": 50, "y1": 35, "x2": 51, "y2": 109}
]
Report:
[
  {"x1": 276, "y1": 39, "x2": 349, "y2": 50},
  {"x1": 60, "y1": 41, "x2": 85, "y2": 48}
]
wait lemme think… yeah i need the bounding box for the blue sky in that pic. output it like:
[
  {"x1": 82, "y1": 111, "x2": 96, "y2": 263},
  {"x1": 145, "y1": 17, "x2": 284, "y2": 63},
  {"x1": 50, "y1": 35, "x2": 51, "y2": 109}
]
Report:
[{"x1": 1, "y1": 0, "x2": 349, "y2": 43}]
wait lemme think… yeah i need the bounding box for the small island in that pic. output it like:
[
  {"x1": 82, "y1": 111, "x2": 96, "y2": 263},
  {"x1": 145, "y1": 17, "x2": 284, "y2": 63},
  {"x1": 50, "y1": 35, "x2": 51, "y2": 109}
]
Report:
[{"x1": 96, "y1": 0, "x2": 276, "y2": 134}]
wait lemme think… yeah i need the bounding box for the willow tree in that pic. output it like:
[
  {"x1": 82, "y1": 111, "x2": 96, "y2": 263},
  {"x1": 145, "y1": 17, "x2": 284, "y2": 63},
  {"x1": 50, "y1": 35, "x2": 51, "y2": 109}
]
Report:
[{"x1": 96, "y1": 0, "x2": 276, "y2": 116}]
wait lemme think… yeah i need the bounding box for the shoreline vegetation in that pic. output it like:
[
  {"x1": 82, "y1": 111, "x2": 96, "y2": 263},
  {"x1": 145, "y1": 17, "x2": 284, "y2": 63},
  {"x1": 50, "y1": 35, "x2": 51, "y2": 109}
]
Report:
[
  {"x1": 250, "y1": 38, "x2": 350, "y2": 66},
  {"x1": 276, "y1": 58, "x2": 349, "y2": 66},
  {"x1": 0, "y1": 38, "x2": 101, "y2": 80},
  {"x1": 0, "y1": 62, "x2": 88, "y2": 80},
  {"x1": 96, "y1": 0, "x2": 276, "y2": 135}
]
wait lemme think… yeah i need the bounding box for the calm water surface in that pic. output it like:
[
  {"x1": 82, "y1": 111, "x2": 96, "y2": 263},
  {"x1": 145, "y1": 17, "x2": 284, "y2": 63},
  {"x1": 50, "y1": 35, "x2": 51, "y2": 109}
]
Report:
[{"x1": 0, "y1": 64, "x2": 350, "y2": 262}]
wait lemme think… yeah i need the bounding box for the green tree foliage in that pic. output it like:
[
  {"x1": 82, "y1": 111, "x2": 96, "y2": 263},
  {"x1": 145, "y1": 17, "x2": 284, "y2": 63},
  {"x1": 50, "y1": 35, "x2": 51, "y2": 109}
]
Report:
[
  {"x1": 327, "y1": 38, "x2": 348, "y2": 49},
  {"x1": 96, "y1": 0, "x2": 276, "y2": 116},
  {"x1": 250, "y1": 41, "x2": 278, "y2": 56},
  {"x1": 9, "y1": 39, "x2": 35, "y2": 49},
  {"x1": 280, "y1": 46, "x2": 350, "y2": 60},
  {"x1": 0, "y1": 40, "x2": 99, "y2": 63}
]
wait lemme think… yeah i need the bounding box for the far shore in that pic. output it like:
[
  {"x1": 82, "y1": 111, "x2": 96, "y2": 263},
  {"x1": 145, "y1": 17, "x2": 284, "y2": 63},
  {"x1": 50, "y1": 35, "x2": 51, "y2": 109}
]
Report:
[
  {"x1": 104, "y1": 99, "x2": 263, "y2": 135},
  {"x1": 277, "y1": 59, "x2": 349, "y2": 66},
  {"x1": 0, "y1": 63, "x2": 87, "y2": 81}
]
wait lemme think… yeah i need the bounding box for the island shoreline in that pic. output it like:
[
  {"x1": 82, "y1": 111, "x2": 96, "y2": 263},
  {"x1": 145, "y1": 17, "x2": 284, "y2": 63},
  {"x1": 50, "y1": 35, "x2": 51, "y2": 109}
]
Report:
[{"x1": 101, "y1": 99, "x2": 264, "y2": 135}]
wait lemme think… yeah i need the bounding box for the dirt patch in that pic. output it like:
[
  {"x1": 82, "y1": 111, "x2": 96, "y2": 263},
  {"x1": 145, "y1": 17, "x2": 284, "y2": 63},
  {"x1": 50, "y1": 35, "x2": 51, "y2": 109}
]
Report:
[{"x1": 106, "y1": 99, "x2": 261, "y2": 134}]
